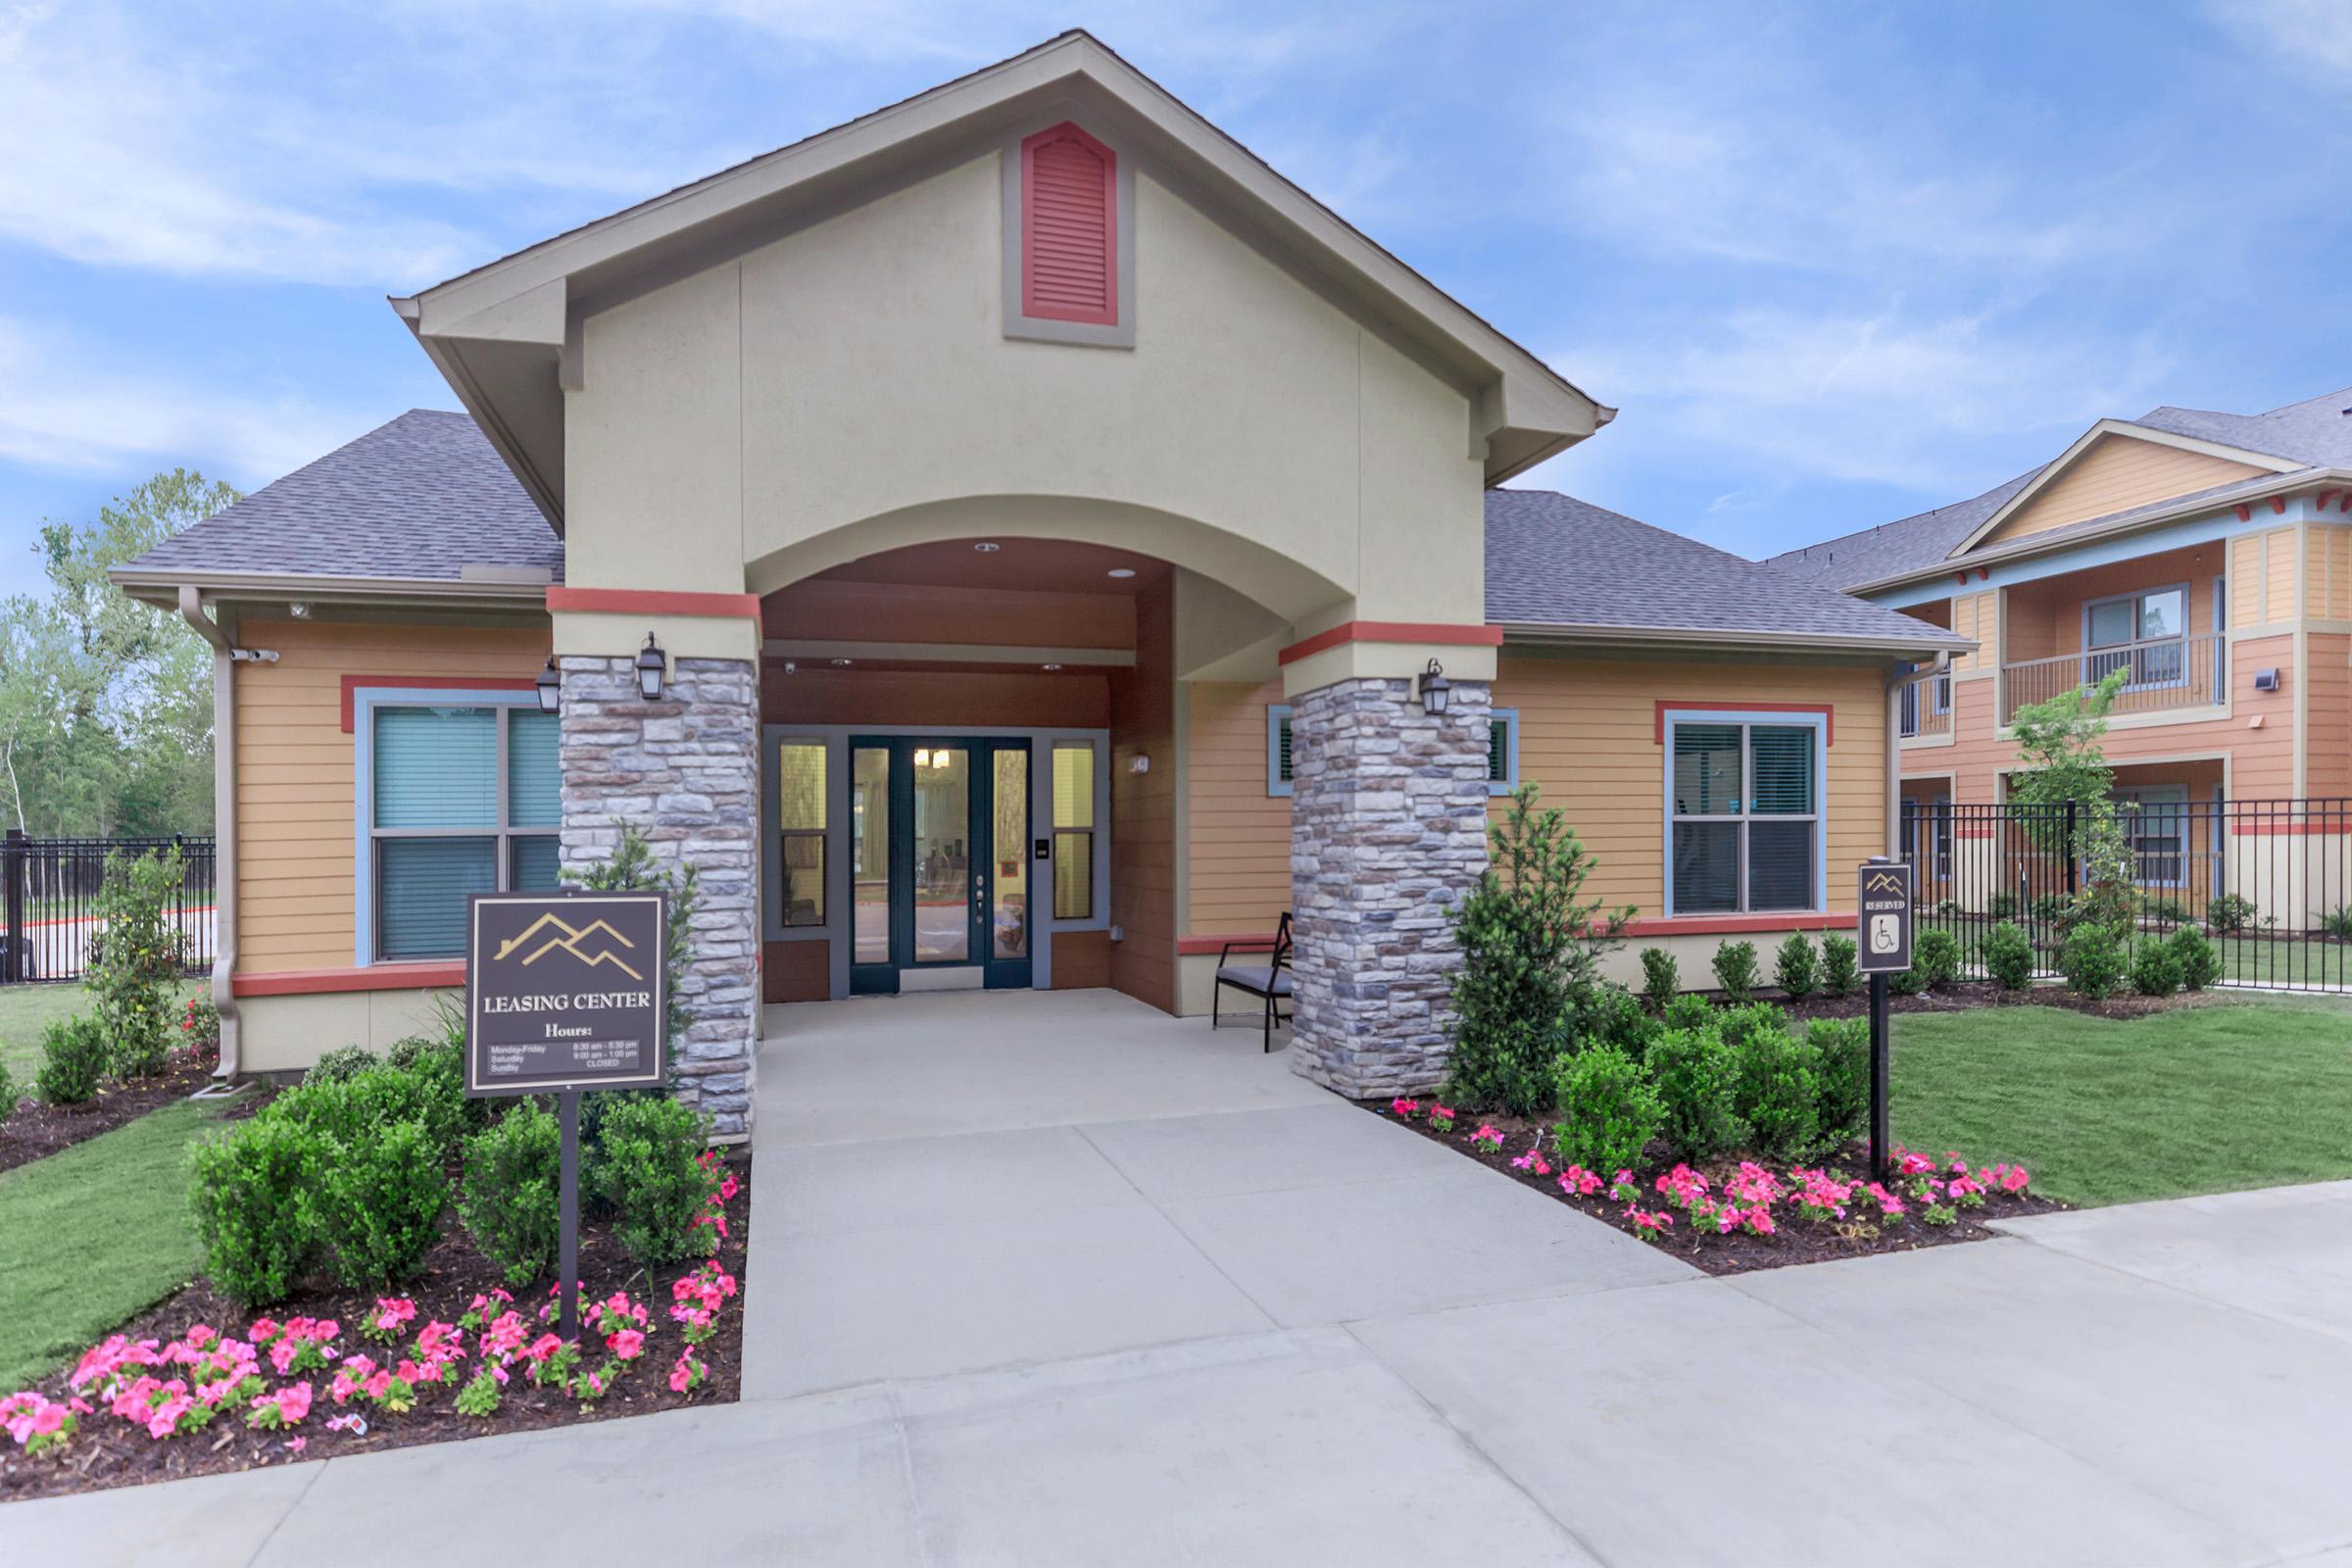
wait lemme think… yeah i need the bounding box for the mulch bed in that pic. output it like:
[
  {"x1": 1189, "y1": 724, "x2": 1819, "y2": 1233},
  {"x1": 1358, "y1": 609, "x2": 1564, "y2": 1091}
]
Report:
[
  {"x1": 0, "y1": 1146, "x2": 751, "y2": 1503},
  {"x1": 1364, "y1": 1103, "x2": 2065, "y2": 1276},
  {"x1": 1770, "y1": 982, "x2": 2208, "y2": 1024},
  {"x1": 0, "y1": 1045, "x2": 224, "y2": 1177}
]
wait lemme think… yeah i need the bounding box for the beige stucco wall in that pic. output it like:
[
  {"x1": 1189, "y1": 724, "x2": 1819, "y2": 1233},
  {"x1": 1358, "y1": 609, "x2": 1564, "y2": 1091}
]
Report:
[
  {"x1": 563, "y1": 153, "x2": 1488, "y2": 636},
  {"x1": 236, "y1": 988, "x2": 459, "y2": 1075}
]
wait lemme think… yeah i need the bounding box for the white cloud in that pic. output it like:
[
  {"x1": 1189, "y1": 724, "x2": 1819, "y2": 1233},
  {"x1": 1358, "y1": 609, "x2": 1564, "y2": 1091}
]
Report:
[{"x1": 2206, "y1": 0, "x2": 2352, "y2": 84}]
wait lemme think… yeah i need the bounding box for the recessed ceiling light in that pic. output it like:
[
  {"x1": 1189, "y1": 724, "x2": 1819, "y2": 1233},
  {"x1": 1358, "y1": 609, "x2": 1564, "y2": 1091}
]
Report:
[
  {"x1": 830, "y1": 658, "x2": 854, "y2": 667},
  {"x1": 973, "y1": 541, "x2": 1001, "y2": 554},
  {"x1": 1106, "y1": 567, "x2": 1136, "y2": 578},
  {"x1": 1042, "y1": 662, "x2": 1063, "y2": 671}
]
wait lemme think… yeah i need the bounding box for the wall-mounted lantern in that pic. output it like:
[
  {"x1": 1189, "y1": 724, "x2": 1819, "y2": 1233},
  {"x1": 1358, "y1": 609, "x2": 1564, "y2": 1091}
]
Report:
[
  {"x1": 1417, "y1": 658, "x2": 1451, "y2": 715},
  {"x1": 535, "y1": 657, "x2": 562, "y2": 714},
  {"x1": 636, "y1": 633, "x2": 666, "y2": 701}
]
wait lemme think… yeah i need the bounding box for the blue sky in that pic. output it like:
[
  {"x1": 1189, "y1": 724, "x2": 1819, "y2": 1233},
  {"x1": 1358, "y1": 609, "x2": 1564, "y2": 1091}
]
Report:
[{"x1": 2, "y1": 0, "x2": 2348, "y2": 597}]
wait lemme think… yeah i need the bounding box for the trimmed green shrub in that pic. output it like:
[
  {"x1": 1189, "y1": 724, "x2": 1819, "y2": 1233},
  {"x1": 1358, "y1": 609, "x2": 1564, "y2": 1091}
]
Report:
[
  {"x1": 1984, "y1": 920, "x2": 2035, "y2": 991},
  {"x1": 1639, "y1": 947, "x2": 1679, "y2": 1012},
  {"x1": 1887, "y1": 960, "x2": 1926, "y2": 997},
  {"x1": 1644, "y1": 1024, "x2": 1746, "y2": 1160},
  {"x1": 1820, "y1": 933, "x2": 1860, "y2": 999},
  {"x1": 2059, "y1": 924, "x2": 2128, "y2": 1000},
  {"x1": 2206, "y1": 893, "x2": 2256, "y2": 935},
  {"x1": 1714, "y1": 1002, "x2": 1788, "y2": 1053},
  {"x1": 1985, "y1": 892, "x2": 2020, "y2": 919},
  {"x1": 1576, "y1": 983, "x2": 1656, "y2": 1058},
  {"x1": 1913, "y1": 927, "x2": 1962, "y2": 991},
  {"x1": 460, "y1": 1102, "x2": 563, "y2": 1287},
  {"x1": 313, "y1": 1117, "x2": 448, "y2": 1289},
  {"x1": 2145, "y1": 899, "x2": 2189, "y2": 929},
  {"x1": 1732, "y1": 1023, "x2": 1821, "y2": 1159},
  {"x1": 2131, "y1": 940, "x2": 2183, "y2": 999},
  {"x1": 1773, "y1": 934, "x2": 1818, "y2": 1001},
  {"x1": 0, "y1": 1060, "x2": 17, "y2": 1123},
  {"x1": 34, "y1": 1015, "x2": 108, "y2": 1105},
  {"x1": 1660, "y1": 992, "x2": 1715, "y2": 1033},
  {"x1": 2322, "y1": 905, "x2": 2352, "y2": 942},
  {"x1": 304, "y1": 1045, "x2": 379, "y2": 1086},
  {"x1": 87, "y1": 845, "x2": 183, "y2": 1079},
  {"x1": 188, "y1": 1113, "x2": 322, "y2": 1306},
  {"x1": 1807, "y1": 1016, "x2": 1869, "y2": 1141},
  {"x1": 592, "y1": 1096, "x2": 716, "y2": 1269},
  {"x1": 1711, "y1": 940, "x2": 1760, "y2": 1003},
  {"x1": 1549, "y1": 1044, "x2": 1664, "y2": 1176},
  {"x1": 2168, "y1": 925, "x2": 2221, "y2": 992}
]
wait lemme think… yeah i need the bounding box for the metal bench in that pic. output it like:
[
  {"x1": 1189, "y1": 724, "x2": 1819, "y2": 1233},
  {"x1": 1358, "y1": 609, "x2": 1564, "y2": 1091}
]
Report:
[{"x1": 1211, "y1": 912, "x2": 1293, "y2": 1053}]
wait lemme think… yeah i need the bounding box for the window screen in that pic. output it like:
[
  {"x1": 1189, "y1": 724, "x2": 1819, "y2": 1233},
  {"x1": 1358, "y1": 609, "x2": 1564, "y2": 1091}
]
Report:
[{"x1": 1667, "y1": 718, "x2": 1820, "y2": 914}]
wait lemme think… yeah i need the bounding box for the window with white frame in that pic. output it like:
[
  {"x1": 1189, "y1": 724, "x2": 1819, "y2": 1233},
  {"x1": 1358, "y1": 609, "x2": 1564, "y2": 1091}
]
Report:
[
  {"x1": 2084, "y1": 584, "x2": 2188, "y2": 689},
  {"x1": 1269, "y1": 704, "x2": 1517, "y2": 797},
  {"x1": 1665, "y1": 715, "x2": 1823, "y2": 914},
  {"x1": 367, "y1": 702, "x2": 561, "y2": 961}
]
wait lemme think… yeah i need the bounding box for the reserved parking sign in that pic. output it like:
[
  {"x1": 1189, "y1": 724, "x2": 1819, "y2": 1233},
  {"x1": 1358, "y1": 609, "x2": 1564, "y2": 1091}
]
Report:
[{"x1": 1856, "y1": 859, "x2": 1913, "y2": 974}]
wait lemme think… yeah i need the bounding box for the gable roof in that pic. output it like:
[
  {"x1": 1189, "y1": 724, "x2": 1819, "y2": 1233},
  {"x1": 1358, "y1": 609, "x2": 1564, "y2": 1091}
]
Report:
[
  {"x1": 1768, "y1": 385, "x2": 2352, "y2": 594},
  {"x1": 395, "y1": 29, "x2": 1609, "y2": 524},
  {"x1": 1486, "y1": 489, "x2": 1967, "y2": 654}
]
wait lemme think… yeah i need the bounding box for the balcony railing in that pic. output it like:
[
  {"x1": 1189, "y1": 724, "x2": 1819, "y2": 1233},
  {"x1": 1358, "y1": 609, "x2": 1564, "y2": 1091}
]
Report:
[
  {"x1": 2001, "y1": 633, "x2": 2227, "y2": 724},
  {"x1": 1898, "y1": 676, "x2": 1953, "y2": 740}
]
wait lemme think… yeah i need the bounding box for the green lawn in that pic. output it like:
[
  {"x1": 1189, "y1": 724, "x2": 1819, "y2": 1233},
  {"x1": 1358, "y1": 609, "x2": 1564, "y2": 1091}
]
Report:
[
  {"x1": 1891, "y1": 993, "x2": 2352, "y2": 1207},
  {"x1": 0, "y1": 981, "x2": 201, "y2": 1084},
  {"x1": 0, "y1": 1092, "x2": 246, "y2": 1390}
]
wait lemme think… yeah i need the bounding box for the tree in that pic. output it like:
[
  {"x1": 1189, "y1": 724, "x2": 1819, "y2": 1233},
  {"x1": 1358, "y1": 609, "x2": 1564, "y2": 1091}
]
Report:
[{"x1": 2008, "y1": 668, "x2": 2135, "y2": 929}]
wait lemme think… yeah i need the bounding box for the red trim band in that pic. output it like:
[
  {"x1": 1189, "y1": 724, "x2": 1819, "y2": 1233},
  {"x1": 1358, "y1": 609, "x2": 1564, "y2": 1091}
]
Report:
[
  {"x1": 1652, "y1": 701, "x2": 1834, "y2": 747},
  {"x1": 233, "y1": 962, "x2": 466, "y2": 998},
  {"x1": 1276, "y1": 621, "x2": 1504, "y2": 667},
  {"x1": 547, "y1": 587, "x2": 763, "y2": 622},
  {"x1": 340, "y1": 675, "x2": 537, "y2": 733},
  {"x1": 1624, "y1": 912, "x2": 1853, "y2": 937}
]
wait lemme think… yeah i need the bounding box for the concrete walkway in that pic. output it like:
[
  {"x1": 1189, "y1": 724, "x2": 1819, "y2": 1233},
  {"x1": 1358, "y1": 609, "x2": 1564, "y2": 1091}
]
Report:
[{"x1": 8, "y1": 992, "x2": 2352, "y2": 1566}]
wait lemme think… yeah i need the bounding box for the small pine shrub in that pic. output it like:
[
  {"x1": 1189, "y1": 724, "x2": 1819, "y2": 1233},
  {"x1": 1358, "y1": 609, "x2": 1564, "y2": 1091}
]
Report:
[
  {"x1": 1644, "y1": 1025, "x2": 1746, "y2": 1160},
  {"x1": 1733, "y1": 1023, "x2": 1821, "y2": 1160},
  {"x1": 1711, "y1": 940, "x2": 1760, "y2": 1004},
  {"x1": 188, "y1": 1113, "x2": 322, "y2": 1306},
  {"x1": 1983, "y1": 921, "x2": 2034, "y2": 992},
  {"x1": 34, "y1": 1016, "x2": 108, "y2": 1105},
  {"x1": 2131, "y1": 941, "x2": 2183, "y2": 999},
  {"x1": 1660, "y1": 993, "x2": 1715, "y2": 1033},
  {"x1": 1549, "y1": 1044, "x2": 1665, "y2": 1176},
  {"x1": 459, "y1": 1102, "x2": 563, "y2": 1287},
  {"x1": 1773, "y1": 934, "x2": 1818, "y2": 1002},
  {"x1": 1807, "y1": 1016, "x2": 1870, "y2": 1141},
  {"x1": 2206, "y1": 894, "x2": 2256, "y2": 935},
  {"x1": 305, "y1": 1045, "x2": 379, "y2": 1086},
  {"x1": 1913, "y1": 927, "x2": 1962, "y2": 991},
  {"x1": 592, "y1": 1096, "x2": 717, "y2": 1269},
  {"x1": 2168, "y1": 925, "x2": 2221, "y2": 992},
  {"x1": 1820, "y1": 934, "x2": 1859, "y2": 999},
  {"x1": 1639, "y1": 948, "x2": 1679, "y2": 1012},
  {"x1": 2059, "y1": 924, "x2": 2128, "y2": 1000}
]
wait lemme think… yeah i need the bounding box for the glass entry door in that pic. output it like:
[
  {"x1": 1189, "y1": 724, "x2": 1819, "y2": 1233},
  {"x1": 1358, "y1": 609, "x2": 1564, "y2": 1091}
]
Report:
[{"x1": 849, "y1": 737, "x2": 1032, "y2": 993}]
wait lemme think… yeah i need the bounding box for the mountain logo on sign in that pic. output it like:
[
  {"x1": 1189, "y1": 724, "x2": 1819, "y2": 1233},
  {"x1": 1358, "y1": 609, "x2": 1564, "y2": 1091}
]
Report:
[
  {"x1": 495, "y1": 914, "x2": 645, "y2": 982},
  {"x1": 1862, "y1": 871, "x2": 1907, "y2": 897}
]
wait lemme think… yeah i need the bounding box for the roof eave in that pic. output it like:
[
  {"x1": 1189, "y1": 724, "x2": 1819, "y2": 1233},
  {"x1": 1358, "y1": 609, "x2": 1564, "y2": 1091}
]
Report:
[
  {"x1": 108, "y1": 565, "x2": 555, "y2": 614},
  {"x1": 1494, "y1": 620, "x2": 1976, "y2": 659}
]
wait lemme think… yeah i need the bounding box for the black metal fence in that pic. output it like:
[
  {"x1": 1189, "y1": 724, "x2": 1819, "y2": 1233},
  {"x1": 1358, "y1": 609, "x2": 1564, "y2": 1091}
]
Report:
[
  {"x1": 1899, "y1": 798, "x2": 2352, "y2": 991},
  {"x1": 0, "y1": 830, "x2": 218, "y2": 985}
]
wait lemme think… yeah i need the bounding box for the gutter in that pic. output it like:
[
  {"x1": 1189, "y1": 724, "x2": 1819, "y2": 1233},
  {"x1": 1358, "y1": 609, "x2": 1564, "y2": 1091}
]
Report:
[
  {"x1": 112, "y1": 566, "x2": 554, "y2": 609},
  {"x1": 1885, "y1": 651, "x2": 1951, "y2": 858},
  {"x1": 1495, "y1": 621, "x2": 1976, "y2": 659},
  {"x1": 177, "y1": 588, "x2": 278, "y2": 1086}
]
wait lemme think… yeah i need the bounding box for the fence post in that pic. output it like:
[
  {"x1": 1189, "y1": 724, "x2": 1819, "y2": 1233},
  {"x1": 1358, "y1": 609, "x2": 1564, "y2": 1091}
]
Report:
[
  {"x1": 2, "y1": 827, "x2": 24, "y2": 985},
  {"x1": 2063, "y1": 800, "x2": 2080, "y2": 900}
]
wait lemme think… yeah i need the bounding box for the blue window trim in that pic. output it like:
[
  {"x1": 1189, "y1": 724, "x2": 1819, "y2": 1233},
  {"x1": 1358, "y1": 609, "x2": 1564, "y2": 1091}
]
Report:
[
  {"x1": 1267, "y1": 704, "x2": 1294, "y2": 798},
  {"x1": 1487, "y1": 708, "x2": 1520, "y2": 797},
  {"x1": 1659, "y1": 708, "x2": 1829, "y2": 919},
  {"x1": 1272, "y1": 703, "x2": 1517, "y2": 797},
  {"x1": 352, "y1": 686, "x2": 553, "y2": 967}
]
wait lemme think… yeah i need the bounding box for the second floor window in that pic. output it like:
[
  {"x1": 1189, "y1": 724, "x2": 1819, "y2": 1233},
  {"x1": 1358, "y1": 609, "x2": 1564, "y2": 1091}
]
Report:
[{"x1": 2085, "y1": 585, "x2": 2187, "y2": 688}]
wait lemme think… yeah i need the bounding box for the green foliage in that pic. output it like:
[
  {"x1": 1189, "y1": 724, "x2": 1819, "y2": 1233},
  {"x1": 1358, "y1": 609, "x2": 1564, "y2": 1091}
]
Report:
[
  {"x1": 1913, "y1": 927, "x2": 1962, "y2": 991},
  {"x1": 2131, "y1": 941, "x2": 2183, "y2": 999},
  {"x1": 0, "y1": 1059, "x2": 15, "y2": 1124},
  {"x1": 1643, "y1": 1025, "x2": 1746, "y2": 1159},
  {"x1": 459, "y1": 1102, "x2": 563, "y2": 1288},
  {"x1": 1660, "y1": 992, "x2": 1715, "y2": 1033},
  {"x1": 1984, "y1": 921, "x2": 2035, "y2": 991},
  {"x1": 566, "y1": 824, "x2": 703, "y2": 1055},
  {"x1": 2059, "y1": 924, "x2": 2128, "y2": 1000},
  {"x1": 34, "y1": 1015, "x2": 107, "y2": 1104},
  {"x1": 187, "y1": 1113, "x2": 321, "y2": 1306},
  {"x1": 1807, "y1": 1016, "x2": 1870, "y2": 1141},
  {"x1": 1820, "y1": 933, "x2": 1859, "y2": 999},
  {"x1": 1442, "y1": 786, "x2": 1632, "y2": 1114},
  {"x1": 2206, "y1": 894, "x2": 2256, "y2": 935},
  {"x1": 591, "y1": 1096, "x2": 716, "y2": 1269},
  {"x1": 1985, "y1": 892, "x2": 2020, "y2": 919},
  {"x1": 1710, "y1": 940, "x2": 1760, "y2": 1003},
  {"x1": 1639, "y1": 947, "x2": 1679, "y2": 1012},
  {"x1": 1576, "y1": 983, "x2": 1657, "y2": 1059},
  {"x1": 312, "y1": 1117, "x2": 448, "y2": 1290},
  {"x1": 304, "y1": 1045, "x2": 380, "y2": 1086},
  {"x1": 1887, "y1": 960, "x2": 1926, "y2": 997},
  {"x1": 87, "y1": 845, "x2": 183, "y2": 1078},
  {"x1": 2322, "y1": 905, "x2": 2352, "y2": 942},
  {"x1": 2008, "y1": 669, "x2": 2137, "y2": 931},
  {"x1": 1773, "y1": 934, "x2": 1818, "y2": 1001},
  {"x1": 1549, "y1": 1045, "x2": 1664, "y2": 1175},
  {"x1": 2168, "y1": 925, "x2": 2221, "y2": 992},
  {"x1": 1714, "y1": 1001, "x2": 1788, "y2": 1053},
  {"x1": 1733, "y1": 1023, "x2": 1822, "y2": 1159}
]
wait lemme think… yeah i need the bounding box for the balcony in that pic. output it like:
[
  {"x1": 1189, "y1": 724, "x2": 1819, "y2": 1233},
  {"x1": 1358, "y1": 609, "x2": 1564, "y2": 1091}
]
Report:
[
  {"x1": 2001, "y1": 633, "x2": 2228, "y2": 724},
  {"x1": 1898, "y1": 676, "x2": 1952, "y2": 740}
]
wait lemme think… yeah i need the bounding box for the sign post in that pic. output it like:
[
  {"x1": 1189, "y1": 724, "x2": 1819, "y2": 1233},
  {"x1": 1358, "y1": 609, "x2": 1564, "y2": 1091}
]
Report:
[
  {"x1": 1855, "y1": 858, "x2": 1914, "y2": 1184},
  {"x1": 466, "y1": 890, "x2": 668, "y2": 1344}
]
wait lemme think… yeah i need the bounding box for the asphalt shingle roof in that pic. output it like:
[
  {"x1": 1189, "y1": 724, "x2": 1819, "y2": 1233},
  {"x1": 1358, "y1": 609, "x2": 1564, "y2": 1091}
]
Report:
[
  {"x1": 121, "y1": 410, "x2": 563, "y2": 584},
  {"x1": 1484, "y1": 489, "x2": 1960, "y2": 648}
]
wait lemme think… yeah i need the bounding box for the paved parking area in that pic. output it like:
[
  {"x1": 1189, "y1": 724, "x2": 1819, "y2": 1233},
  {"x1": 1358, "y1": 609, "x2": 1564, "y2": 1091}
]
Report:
[{"x1": 8, "y1": 992, "x2": 2351, "y2": 1566}]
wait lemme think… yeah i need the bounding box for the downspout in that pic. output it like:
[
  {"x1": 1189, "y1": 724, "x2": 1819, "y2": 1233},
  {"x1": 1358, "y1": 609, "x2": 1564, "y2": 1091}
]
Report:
[
  {"x1": 178, "y1": 587, "x2": 277, "y2": 1083},
  {"x1": 1886, "y1": 651, "x2": 1953, "y2": 858}
]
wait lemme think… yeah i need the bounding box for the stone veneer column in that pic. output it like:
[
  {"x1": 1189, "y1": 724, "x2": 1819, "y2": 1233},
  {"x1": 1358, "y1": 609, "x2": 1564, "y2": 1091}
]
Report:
[
  {"x1": 558, "y1": 655, "x2": 760, "y2": 1139},
  {"x1": 1287, "y1": 675, "x2": 1493, "y2": 1097}
]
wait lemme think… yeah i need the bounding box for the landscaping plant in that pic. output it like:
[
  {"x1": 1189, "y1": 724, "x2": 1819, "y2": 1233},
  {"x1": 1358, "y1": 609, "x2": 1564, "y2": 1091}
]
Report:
[
  {"x1": 187, "y1": 1114, "x2": 323, "y2": 1306},
  {"x1": 591, "y1": 1096, "x2": 720, "y2": 1269},
  {"x1": 1731, "y1": 1022, "x2": 1821, "y2": 1160},
  {"x1": 1805, "y1": 1016, "x2": 1869, "y2": 1140},
  {"x1": 310, "y1": 1111, "x2": 448, "y2": 1290},
  {"x1": 2206, "y1": 893, "x2": 2256, "y2": 935},
  {"x1": 33, "y1": 1015, "x2": 107, "y2": 1105},
  {"x1": 2008, "y1": 669, "x2": 2137, "y2": 934},
  {"x1": 0, "y1": 1061, "x2": 15, "y2": 1123},
  {"x1": 2322, "y1": 905, "x2": 2352, "y2": 942},
  {"x1": 1983, "y1": 920, "x2": 2034, "y2": 991},
  {"x1": 1442, "y1": 785, "x2": 1632, "y2": 1115},
  {"x1": 1819, "y1": 933, "x2": 1859, "y2": 999},
  {"x1": 1642, "y1": 1023, "x2": 1746, "y2": 1159},
  {"x1": 1660, "y1": 992, "x2": 1714, "y2": 1032},
  {"x1": 1985, "y1": 892, "x2": 2020, "y2": 919},
  {"x1": 458, "y1": 1101, "x2": 564, "y2": 1287},
  {"x1": 568, "y1": 823, "x2": 704, "y2": 1057},
  {"x1": 2130, "y1": 940, "x2": 2183, "y2": 999},
  {"x1": 1714, "y1": 1002, "x2": 1787, "y2": 1053},
  {"x1": 1548, "y1": 1044, "x2": 1664, "y2": 1177},
  {"x1": 2058, "y1": 923, "x2": 2128, "y2": 1000},
  {"x1": 1710, "y1": 940, "x2": 1760, "y2": 1003},
  {"x1": 1773, "y1": 934, "x2": 1818, "y2": 1001},
  {"x1": 1913, "y1": 927, "x2": 1962, "y2": 991},
  {"x1": 2167, "y1": 925, "x2": 2221, "y2": 991},
  {"x1": 304, "y1": 1045, "x2": 380, "y2": 1086},
  {"x1": 1638, "y1": 947, "x2": 1679, "y2": 1013},
  {"x1": 85, "y1": 844, "x2": 184, "y2": 1079}
]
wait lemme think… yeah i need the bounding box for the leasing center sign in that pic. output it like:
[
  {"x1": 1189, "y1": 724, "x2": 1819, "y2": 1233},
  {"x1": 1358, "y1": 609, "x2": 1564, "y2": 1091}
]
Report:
[{"x1": 466, "y1": 892, "x2": 668, "y2": 1096}]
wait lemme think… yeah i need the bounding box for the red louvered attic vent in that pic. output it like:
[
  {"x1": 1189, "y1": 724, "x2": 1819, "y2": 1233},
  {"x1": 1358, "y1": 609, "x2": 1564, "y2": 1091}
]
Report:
[{"x1": 1021, "y1": 122, "x2": 1117, "y2": 325}]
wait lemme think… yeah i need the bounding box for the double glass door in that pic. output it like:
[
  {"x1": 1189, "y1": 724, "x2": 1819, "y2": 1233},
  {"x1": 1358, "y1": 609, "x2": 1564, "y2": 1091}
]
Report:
[{"x1": 850, "y1": 737, "x2": 1033, "y2": 992}]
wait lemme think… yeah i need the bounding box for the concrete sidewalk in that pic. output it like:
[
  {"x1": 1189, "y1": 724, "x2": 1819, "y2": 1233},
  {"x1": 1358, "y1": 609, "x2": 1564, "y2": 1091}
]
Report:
[{"x1": 8, "y1": 994, "x2": 2352, "y2": 1566}]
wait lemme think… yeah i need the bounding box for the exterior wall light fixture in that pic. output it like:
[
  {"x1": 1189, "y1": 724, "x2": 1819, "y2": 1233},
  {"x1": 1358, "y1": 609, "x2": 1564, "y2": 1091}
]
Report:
[
  {"x1": 1417, "y1": 658, "x2": 1451, "y2": 715},
  {"x1": 636, "y1": 633, "x2": 666, "y2": 701},
  {"x1": 535, "y1": 657, "x2": 562, "y2": 713}
]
